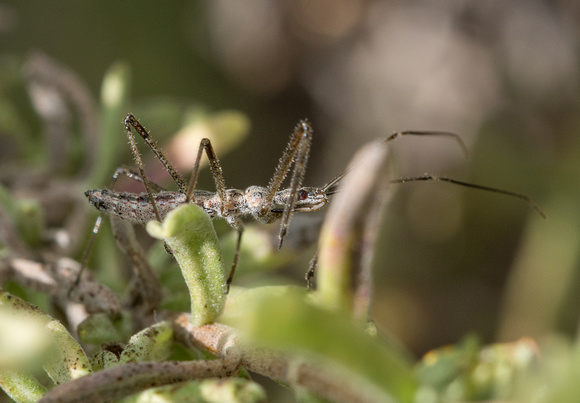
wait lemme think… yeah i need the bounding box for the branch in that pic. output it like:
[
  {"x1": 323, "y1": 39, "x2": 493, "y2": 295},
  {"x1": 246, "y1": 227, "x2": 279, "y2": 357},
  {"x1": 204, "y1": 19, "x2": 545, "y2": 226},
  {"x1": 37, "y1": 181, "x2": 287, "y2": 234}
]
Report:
[{"x1": 172, "y1": 314, "x2": 391, "y2": 403}]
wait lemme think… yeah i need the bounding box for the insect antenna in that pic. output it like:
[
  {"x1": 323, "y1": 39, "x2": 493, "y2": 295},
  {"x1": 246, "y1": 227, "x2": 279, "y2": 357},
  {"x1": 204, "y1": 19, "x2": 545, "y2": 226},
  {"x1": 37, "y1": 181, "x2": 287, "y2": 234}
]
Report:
[
  {"x1": 320, "y1": 171, "x2": 348, "y2": 196},
  {"x1": 384, "y1": 130, "x2": 471, "y2": 158},
  {"x1": 318, "y1": 130, "x2": 469, "y2": 198},
  {"x1": 392, "y1": 175, "x2": 546, "y2": 219}
]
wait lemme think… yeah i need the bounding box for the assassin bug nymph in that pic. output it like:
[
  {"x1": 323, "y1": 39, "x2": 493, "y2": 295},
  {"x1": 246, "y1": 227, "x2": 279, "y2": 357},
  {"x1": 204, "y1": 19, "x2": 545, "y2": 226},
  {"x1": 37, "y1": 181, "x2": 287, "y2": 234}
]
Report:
[{"x1": 84, "y1": 114, "x2": 544, "y2": 291}]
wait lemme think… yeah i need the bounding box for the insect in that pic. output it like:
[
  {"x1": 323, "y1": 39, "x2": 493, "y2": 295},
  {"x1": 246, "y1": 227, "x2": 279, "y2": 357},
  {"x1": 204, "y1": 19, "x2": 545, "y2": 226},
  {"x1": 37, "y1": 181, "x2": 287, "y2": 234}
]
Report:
[{"x1": 84, "y1": 114, "x2": 544, "y2": 291}]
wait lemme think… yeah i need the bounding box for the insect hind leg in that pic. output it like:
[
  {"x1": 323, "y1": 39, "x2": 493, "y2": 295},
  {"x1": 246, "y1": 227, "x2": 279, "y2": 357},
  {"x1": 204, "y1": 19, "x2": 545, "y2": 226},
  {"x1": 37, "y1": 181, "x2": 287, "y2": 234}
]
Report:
[{"x1": 73, "y1": 166, "x2": 166, "y2": 290}]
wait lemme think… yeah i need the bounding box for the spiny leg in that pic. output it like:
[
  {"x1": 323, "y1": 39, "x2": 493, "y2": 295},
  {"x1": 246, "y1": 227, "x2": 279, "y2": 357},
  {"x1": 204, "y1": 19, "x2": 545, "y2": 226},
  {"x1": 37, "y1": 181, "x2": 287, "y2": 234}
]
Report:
[
  {"x1": 124, "y1": 118, "x2": 162, "y2": 223},
  {"x1": 392, "y1": 175, "x2": 546, "y2": 218},
  {"x1": 124, "y1": 113, "x2": 192, "y2": 238},
  {"x1": 124, "y1": 116, "x2": 197, "y2": 256},
  {"x1": 124, "y1": 114, "x2": 187, "y2": 193},
  {"x1": 261, "y1": 120, "x2": 313, "y2": 249},
  {"x1": 278, "y1": 122, "x2": 312, "y2": 249}
]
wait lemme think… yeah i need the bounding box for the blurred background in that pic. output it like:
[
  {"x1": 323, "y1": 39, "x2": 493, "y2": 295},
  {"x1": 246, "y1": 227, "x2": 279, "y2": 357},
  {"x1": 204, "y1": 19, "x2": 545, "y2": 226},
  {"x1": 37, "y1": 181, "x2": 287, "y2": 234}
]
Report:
[{"x1": 1, "y1": 0, "x2": 579, "y2": 357}]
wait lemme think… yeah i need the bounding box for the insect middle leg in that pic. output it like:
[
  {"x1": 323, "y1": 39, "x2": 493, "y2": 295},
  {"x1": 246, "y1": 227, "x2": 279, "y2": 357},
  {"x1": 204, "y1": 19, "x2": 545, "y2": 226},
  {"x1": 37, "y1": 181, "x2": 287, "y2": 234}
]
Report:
[
  {"x1": 183, "y1": 136, "x2": 242, "y2": 291},
  {"x1": 259, "y1": 121, "x2": 313, "y2": 249}
]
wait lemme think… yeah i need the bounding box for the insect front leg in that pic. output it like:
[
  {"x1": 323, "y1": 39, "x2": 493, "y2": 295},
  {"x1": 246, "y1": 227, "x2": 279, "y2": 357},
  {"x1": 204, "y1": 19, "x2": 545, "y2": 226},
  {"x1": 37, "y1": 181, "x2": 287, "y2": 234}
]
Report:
[
  {"x1": 261, "y1": 121, "x2": 313, "y2": 249},
  {"x1": 276, "y1": 122, "x2": 312, "y2": 249}
]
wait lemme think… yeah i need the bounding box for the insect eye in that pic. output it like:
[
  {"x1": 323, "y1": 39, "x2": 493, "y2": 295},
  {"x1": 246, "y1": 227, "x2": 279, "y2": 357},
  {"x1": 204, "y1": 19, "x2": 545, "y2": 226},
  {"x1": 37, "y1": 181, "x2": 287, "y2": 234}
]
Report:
[{"x1": 298, "y1": 189, "x2": 308, "y2": 201}]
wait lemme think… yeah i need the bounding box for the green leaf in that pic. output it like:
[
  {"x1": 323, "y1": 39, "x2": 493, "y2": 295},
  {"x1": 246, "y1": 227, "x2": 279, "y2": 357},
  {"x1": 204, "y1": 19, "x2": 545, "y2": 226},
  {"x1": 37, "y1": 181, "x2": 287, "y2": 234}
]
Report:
[
  {"x1": 120, "y1": 321, "x2": 173, "y2": 363},
  {"x1": 147, "y1": 204, "x2": 226, "y2": 326},
  {"x1": 77, "y1": 313, "x2": 122, "y2": 345},
  {"x1": 221, "y1": 286, "x2": 417, "y2": 403},
  {"x1": 0, "y1": 291, "x2": 92, "y2": 385},
  {"x1": 0, "y1": 370, "x2": 47, "y2": 403}
]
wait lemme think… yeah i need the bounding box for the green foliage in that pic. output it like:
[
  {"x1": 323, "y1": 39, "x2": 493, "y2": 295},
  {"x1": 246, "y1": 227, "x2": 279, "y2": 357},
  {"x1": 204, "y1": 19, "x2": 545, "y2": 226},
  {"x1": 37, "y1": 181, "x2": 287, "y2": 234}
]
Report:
[
  {"x1": 222, "y1": 286, "x2": 417, "y2": 402},
  {"x1": 0, "y1": 291, "x2": 92, "y2": 386},
  {"x1": 147, "y1": 204, "x2": 226, "y2": 327},
  {"x1": 0, "y1": 53, "x2": 579, "y2": 403}
]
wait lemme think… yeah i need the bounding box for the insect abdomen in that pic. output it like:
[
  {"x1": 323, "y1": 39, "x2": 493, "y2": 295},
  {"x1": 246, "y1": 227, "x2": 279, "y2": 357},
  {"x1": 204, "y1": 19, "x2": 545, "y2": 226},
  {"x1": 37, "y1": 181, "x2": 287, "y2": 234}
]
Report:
[{"x1": 85, "y1": 190, "x2": 186, "y2": 223}]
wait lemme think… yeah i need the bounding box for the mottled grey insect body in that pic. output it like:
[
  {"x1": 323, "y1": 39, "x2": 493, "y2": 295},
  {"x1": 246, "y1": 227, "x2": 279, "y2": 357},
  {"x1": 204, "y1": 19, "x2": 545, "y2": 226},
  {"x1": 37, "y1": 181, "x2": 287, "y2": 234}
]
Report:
[{"x1": 85, "y1": 184, "x2": 333, "y2": 230}]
